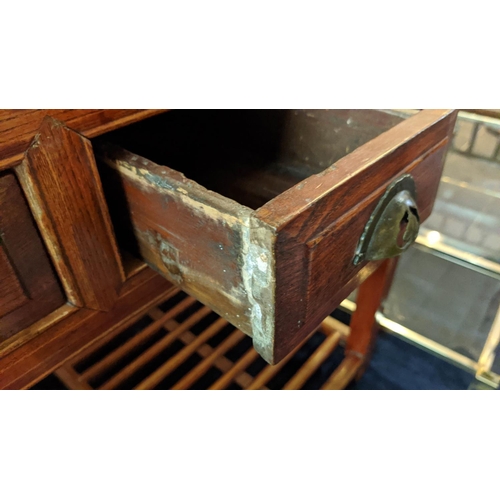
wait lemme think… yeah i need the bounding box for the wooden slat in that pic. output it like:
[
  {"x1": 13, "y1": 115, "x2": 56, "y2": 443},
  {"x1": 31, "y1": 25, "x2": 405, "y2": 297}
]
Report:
[
  {"x1": 246, "y1": 333, "x2": 315, "y2": 390},
  {"x1": 321, "y1": 353, "x2": 363, "y2": 390},
  {"x1": 135, "y1": 317, "x2": 228, "y2": 389},
  {"x1": 30, "y1": 298, "x2": 364, "y2": 391},
  {"x1": 320, "y1": 316, "x2": 350, "y2": 339},
  {"x1": 147, "y1": 306, "x2": 170, "y2": 321},
  {"x1": 98, "y1": 306, "x2": 212, "y2": 389},
  {"x1": 68, "y1": 288, "x2": 181, "y2": 367},
  {"x1": 177, "y1": 329, "x2": 255, "y2": 389},
  {"x1": 208, "y1": 347, "x2": 260, "y2": 390},
  {"x1": 147, "y1": 307, "x2": 345, "y2": 390},
  {"x1": 17, "y1": 116, "x2": 125, "y2": 311},
  {"x1": 283, "y1": 331, "x2": 342, "y2": 390},
  {"x1": 54, "y1": 365, "x2": 92, "y2": 390},
  {"x1": 80, "y1": 295, "x2": 195, "y2": 382},
  {"x1": 148, "y1": 307, "x2": 256, "y2": 389},
  {"x1": 171, "y1": 329, "x2": 246, "y2": 390}
]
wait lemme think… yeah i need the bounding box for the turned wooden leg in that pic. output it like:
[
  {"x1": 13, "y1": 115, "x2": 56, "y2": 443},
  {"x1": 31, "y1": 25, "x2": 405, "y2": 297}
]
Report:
[{"x1": 322, "y1": 258, "x2": 399, "y2": 389}]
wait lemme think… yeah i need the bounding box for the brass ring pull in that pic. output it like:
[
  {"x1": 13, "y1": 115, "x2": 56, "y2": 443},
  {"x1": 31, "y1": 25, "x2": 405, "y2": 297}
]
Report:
[{"x1": 353, "y1": 174, "x2": 420, "y2": 265}]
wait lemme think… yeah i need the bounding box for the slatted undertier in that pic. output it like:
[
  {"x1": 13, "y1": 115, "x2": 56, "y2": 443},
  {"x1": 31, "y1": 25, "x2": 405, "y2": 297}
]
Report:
[{"x1": 52, "y1": 288, "x2": 360, "y2": 390}]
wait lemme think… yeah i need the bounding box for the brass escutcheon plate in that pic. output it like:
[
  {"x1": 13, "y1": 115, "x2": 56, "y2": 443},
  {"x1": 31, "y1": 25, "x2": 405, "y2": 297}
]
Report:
[{"x1": 353, "y1": 174, "x2": 420, "y2": 265}]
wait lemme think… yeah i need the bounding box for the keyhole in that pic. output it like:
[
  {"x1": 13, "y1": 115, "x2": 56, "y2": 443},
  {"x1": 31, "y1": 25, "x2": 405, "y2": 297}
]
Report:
[{"x1": 397, "y1": 210, "x2": 409, "y2": 248}]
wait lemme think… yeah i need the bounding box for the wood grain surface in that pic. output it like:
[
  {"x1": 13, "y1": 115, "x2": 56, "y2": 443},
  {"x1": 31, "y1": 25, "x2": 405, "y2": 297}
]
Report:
[
  {"x1": 0, "y1": 246, "x2": 28, "y2": 316},
  {"x1": 256, "y1": 109, "x2": 457, "y2": 362},
  {"x1": 17, "y1": 117, "x2": 125, "y2": 311},
  {"x1": 0, "y1": 268, "x2": 173, "y2": 389},
  {"x1": 0, "y1": 172, "x2": 65, "y2": 342},
  {"x1": 95, "y1": 142, "x2": 270, "y2": 346},
  {"x1": 0, "y1": 109, "x2": 166, "y2": 171}
]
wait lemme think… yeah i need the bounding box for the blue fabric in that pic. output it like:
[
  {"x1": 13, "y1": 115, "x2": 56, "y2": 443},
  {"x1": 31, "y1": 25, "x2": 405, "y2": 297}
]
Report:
[{"x1": 349, "y1": 331, "x2": 474, "y2": 390}]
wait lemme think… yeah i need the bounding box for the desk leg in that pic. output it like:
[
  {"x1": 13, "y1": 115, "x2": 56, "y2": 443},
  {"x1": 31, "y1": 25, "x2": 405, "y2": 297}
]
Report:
[{"x1": 322, "y1": 258, "x2": 399, "y2": 389}]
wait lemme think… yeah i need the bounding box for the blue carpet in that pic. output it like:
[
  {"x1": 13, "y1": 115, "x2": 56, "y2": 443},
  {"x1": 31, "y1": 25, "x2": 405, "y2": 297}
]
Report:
[{"x1": 349, "y1": 331, "x2": 474, "y2": 390}]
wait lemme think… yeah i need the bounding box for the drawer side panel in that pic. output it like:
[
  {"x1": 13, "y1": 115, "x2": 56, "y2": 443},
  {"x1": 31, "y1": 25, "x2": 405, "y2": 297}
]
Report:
[{"x1": 97, "y1": 145, "x2": 276, "y2": 353}]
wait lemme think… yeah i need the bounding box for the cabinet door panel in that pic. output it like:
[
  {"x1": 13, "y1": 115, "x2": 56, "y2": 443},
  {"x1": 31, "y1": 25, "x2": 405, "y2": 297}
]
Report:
[
  {"x1": 0, "y1": 172, "x2": 66, "y2": 343},
  {"x1": 0, "y1": 247, "x2": 28, "y2": 316}
]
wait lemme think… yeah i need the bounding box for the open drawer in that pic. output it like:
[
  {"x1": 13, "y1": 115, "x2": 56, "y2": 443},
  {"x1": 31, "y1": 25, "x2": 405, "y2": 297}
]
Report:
[{"x1": 95, "y1": 109, "x2": 457, "y2": 363}]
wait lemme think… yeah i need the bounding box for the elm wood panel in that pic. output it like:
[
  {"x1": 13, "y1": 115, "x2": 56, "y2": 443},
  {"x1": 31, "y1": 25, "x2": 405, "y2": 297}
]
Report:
[
  {"x1": 96, "y1": 143, "x2": 276, "y2": 354},
  {"x1": 0, "y1": 172, "x2": 64, "y2": 302},
  {"x1": 17, "y1": 117, "x2": 125, "y2": 311},
  {"x1": 0, "y1": 247, "x2": 28, "y2": 316},
  {"x1": 270, "y1": 109, "x2": 406, "y2": 172},
  {"x1": 0, "y1": 109, "x2": 166, "y2": 171},
  {"x1": 257, "y1": 110, "x2": 457, "y2": 363},
  {"x1": 0, "y1": 268, "x2": 174, "y2": 390},
  {"x1": 0, "y1": 172, "x2": 66, "y2": 341},
  {"x1": 306, "y1": 140, "x2": 448, "y2": 316}
]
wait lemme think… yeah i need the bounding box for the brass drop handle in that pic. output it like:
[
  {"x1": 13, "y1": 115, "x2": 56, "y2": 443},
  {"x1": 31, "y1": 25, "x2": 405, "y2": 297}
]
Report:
[{"x1": 353, "y1": 175, "x2": 420, "y2": 265}]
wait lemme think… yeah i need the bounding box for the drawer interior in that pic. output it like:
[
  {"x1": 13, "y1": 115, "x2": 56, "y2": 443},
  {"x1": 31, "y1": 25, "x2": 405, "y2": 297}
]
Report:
[{"x1": 96, "y1": 109, "x2": 405, "y2": 210}]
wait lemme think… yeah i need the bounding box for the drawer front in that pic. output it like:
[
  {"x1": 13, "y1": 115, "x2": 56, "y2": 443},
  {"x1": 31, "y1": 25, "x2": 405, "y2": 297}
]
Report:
[
  {"x1": 259, "y1": 131, "x2": 452, "y2": 361},
  {"x1": 96, "y1": 109, "x2": 457, "y2": 363},
  {"x1": 0, "y1": 173, "x2": 66, "y2": 344}
]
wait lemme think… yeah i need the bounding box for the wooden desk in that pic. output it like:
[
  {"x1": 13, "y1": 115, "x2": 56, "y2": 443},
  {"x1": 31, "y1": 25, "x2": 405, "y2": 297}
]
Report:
[{"x1": 0, "y1": 109, "x2": 457, "y2": 389}]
